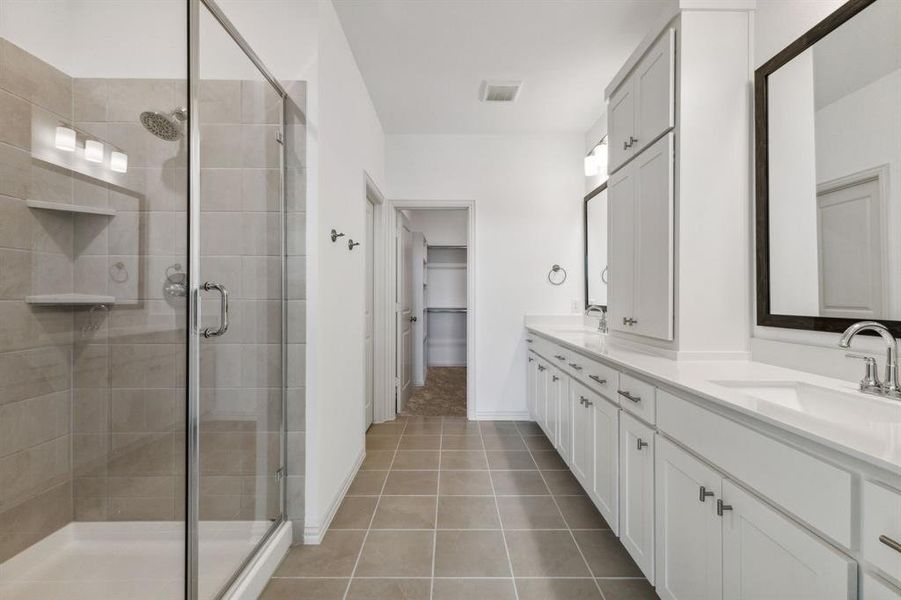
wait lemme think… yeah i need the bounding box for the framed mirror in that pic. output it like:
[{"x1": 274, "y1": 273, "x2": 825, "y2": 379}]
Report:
[
  {"x1": 756, "y1": 0, "x2": 901, "y2": 335},
  {"x1": 584, "y1": 182, "x2": 608, "y2": 309}
]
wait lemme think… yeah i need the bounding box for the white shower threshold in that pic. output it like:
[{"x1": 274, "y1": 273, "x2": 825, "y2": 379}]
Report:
[{"x1": 0, "y1": 519, "x2": 291, "y2": 600}]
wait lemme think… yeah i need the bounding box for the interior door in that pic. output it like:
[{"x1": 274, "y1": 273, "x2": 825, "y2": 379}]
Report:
[
  {"x1": 396, "y1": 211, "x2": 413, "y2": 412},
  {"x1": 364, "y1": 199, "x2": 375, "y2": 428},
  {"x1": 607, "y1": 166, "x2": 635, "y2": 333},
  {"x1": 195, "y1": 6, "x2": 285, "y2": 598}
]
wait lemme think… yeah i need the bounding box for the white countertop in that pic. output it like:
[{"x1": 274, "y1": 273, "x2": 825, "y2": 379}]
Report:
[{"x1": 526, "y1": 323, "x2": 901, "y2": 477}]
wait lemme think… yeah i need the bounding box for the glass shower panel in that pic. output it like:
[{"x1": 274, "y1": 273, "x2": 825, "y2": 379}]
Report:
[
  {"x1": 0, "y1": 1, "x2": 188, "y2": 598},
  {"x1": 196, "y1": 4, "x2": 285, "y2": 598}
]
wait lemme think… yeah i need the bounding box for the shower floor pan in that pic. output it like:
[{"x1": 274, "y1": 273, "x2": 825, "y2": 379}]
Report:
[{"x1": 0, "y1": 520, "x2": 272, "y2": 600}]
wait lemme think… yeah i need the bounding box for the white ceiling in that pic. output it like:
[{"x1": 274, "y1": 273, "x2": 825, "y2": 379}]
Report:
[{"x1": 333, "y1": 0, "x2": 672, "y2": 134}]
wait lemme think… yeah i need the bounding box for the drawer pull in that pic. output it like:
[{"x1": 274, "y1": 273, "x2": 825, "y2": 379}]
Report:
[
  {"x1": 717, "y1": 499, "x2": 733, "y2": 517},
  {"x1": 579, "y1": 396, "x2": 587, "y2": 406},
  {"x1": 588, "y1": 375, "x2": 607, "y2": 385},
  {"x1": 538, "y1": 365, "x2": 546, "y2": 372},
  {"x1": 618, "y1": 390, "x2": 641, "y2": 403},
  {"x1": 528, "y1": 357, "x2": 533, "y2": 363},
  {"x1": 526, "y1": 338, "x2": 534, "y2": 343},
  {"x1": 552, "y1": 375, "x2": 559, "y2": 382},
  {"x1": 554, "y1": 354, "x2": 566, "y2": 361},
  {"x1": 636, "y1": 438, "x2": 648, "y2": 450},
  {"x1": 879, "y1": 534, "x2": 901, "y2": 554},
  {"x1": 699, "y1": 486, "x2": 714, "y2": 503},
  {"x1": 568, "y1": 363, "x2": 583, "y2": 371}
]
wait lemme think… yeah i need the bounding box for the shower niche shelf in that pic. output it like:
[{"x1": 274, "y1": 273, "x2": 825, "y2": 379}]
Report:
[
  {"x1": 26, "y1": 293, "x2": 116, "y2": 306},
  {"x1": 27, "y1": 199, "x2": 116, "y2": 216}
]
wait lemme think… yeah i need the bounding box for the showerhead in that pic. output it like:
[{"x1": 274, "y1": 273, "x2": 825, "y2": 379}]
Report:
[{"x1": 139, "y1": 107, "x2": 187, "y2": 141}]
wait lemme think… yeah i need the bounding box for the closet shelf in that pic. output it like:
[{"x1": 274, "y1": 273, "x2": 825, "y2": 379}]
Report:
[
  {"x1": 427, "y1": 263, "x2": 466, "y2": 269},
  {"x1": 26, "y1": 293, "x2": 116, "y2": 306},
  {"x1": 27, "y1": 199, "x2": 116, "y2": 216}
]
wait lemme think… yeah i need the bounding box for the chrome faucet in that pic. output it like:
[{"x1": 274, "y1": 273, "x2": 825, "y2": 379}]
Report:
[
  {"x1": 585, "y1": 304, "x2": 607, "y2": 334},
  {"x1": 838, "y1": 321, "x2": 900, "y2": 399}
]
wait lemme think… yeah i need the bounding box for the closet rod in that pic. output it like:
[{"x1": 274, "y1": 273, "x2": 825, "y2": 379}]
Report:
[{"x1": 426, "y1": 307, "x2": 467, "y2": 313}]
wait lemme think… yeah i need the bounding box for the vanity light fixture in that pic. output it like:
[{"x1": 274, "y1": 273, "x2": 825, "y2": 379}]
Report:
[
  {"x1": 55, "y1": 126, "x2": 76, "y2": 152},
  {"x1": 110, "y1": 151, "x2": 128, "y2": 173},
  {"x1": 84, "y1": 140, "x2": 104, "y2": 163}
]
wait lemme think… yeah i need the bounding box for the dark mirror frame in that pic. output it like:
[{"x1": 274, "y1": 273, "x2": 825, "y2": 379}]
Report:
[
  {"x1": 753, "y1": 0, "x2": 900, "y2": 335},
  {"x1": 584, "y1": 181, "x2": 608, "y2": 310}
]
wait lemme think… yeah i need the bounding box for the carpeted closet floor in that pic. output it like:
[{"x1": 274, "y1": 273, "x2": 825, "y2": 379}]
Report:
[{"x1": 401, "y1": 367, "x2": 467, "y2": 417}]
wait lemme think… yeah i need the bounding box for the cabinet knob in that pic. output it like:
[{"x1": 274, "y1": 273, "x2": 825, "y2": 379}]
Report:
[
  {"x1": 699, "y1": 486, "x2": 714, "y2": 503},
  {"x1": 716, "y1": 499, "x2": 733, "y2": 517},
  {"x1": 636, "y1": 438, "x2": 648, "y2": 450}
]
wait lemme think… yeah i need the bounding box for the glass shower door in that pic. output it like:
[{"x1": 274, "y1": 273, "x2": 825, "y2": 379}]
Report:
[{"x1": 192, "y1": 3, "x2": 285, "y2": 598}]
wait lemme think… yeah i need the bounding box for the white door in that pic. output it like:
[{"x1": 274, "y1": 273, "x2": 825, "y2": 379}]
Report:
[
  {"x1": 722, "y1": 480, "x2": 857, "y2": 600},
  {"x1": 591, "y1": 398, "x2": 619, "y2": 535},
  {"x1": 396, "y1": 211, "x2": 413, "y2": 413},
  {"x1": 655, "y1": 438, "x2": 723, "y2": 600},
  {"x1": 607, "y1": 166, "x2": 635, "y2": 334},
  {"x1": 546, "y1": 367, "x2": 562, "y2": 447},
  {"x1": 633, "y1": 28, "x2": 675, "y2": 156},
  {"x1": 571, "y1": 382, "x2": 595, "y2": 488},
  {"x1": 558, "y1": 377, "x2": 574, "y2": 465},
  {"x1": 527, "y1": 353, "x2": 538, "y2": 419},
  {"x1": 632, "y1": 132, "x2": 674, "y2": 341},
  {"x1": 619, "y1": 412, "x2": 656, "y2": 583},
  {"x1": 536, "y1": 360, "x2": 549, "y2": 434},
  {"x1": 364, "y1": 199, "x2": 375, "y2": 429},
  {"x1": 608, "y1": 81, "x2": 634, "y2": 173},
  {"x1": 816, "y1": 175, "x2": 884, "y2": 319}
]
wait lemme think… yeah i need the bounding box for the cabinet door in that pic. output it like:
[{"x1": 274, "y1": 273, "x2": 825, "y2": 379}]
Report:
[
  {"x1": 862, "y1": 573, "x2": 901, "y2": 600},
  {"x1": 591, "y1": 396, "x2": 619, "y2": 535},
  {"x1": 536, "y1": 361, "x2": 549, "y2": 437},
  {"x1": 558, "y1": 375, "x2": 574, "y2": 465},
  {"x1": 608, "y1": 82, "x2": 635, "y2": 174},
  {"x1": 633, "y1": 28, "x2": 675, "y2": 155},
  {"x1": 527, "y1": 353, "x2": 538, "y2": 419},
  {"x1": 619, "y1": 412, "x2": 656, "y2": 583},
  {"x1": 546, "y1": 367, "x2": 564, "y2": 447},
  {"x1": 655, "y1": 438, "x2": 723, "y2": 600},
  {"x1": 632, "y1": 132, "x2": 674, "y2": 341},
  {"x1": 607, "y1": 165, "x2": 635, "y2": 334},
  {"x1": 571, "y1": 381, "x2": 595, "y2": 488},
  {"x1": 722, "y1": 480, "x2": 857, "y2": 600}
]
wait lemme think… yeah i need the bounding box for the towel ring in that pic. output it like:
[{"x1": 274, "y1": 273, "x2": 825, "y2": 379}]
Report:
[
  {"x1": 601, "y1": 266, "x2": 608, "y2": 284},
  {"x1": 548, "y1": 264, "x2": 567, "y2": 286}
]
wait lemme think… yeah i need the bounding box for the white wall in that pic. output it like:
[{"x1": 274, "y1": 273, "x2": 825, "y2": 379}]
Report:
[
  {"x1": 387, "y1": 134, "x2": 584, "y2": 419},
  {"x1": 405, "y1": 209, "x2": 468, "y2": 246}
]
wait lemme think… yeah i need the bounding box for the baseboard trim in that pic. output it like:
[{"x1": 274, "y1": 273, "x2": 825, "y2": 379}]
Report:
[
  {"x1": 303, "y1": 447, "x2": 365, "y2": 545},
  {"x1": 224, "y1": 520, "x2": 292, "y2": 599},
  {"x1": 475, "y1": 410, "x2": 530, "y2": 421}
]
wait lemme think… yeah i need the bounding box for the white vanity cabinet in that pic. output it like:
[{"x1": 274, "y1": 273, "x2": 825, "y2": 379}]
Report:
[
  {"x1": 862, "y1": 480, "x2": 901, "y2": 585},
  {"x1": 591, "y1": 392, "x2": 620, "y2": 536},
  {"x1": 608, "y1": 28, "x2": 675, "y2": 174},
  {"x1": 535, "y1": 358, "x2": 549, "y2": 438},
  {"x1": 608, "y1": 132, "x2": 674, "y2": 341},
  {"x1": 863, "y1": 574, "x2": 901, "y2": 600},
  {"x1": 721, "y1": 481, "x2": 857, "y2": 600},
  {"x1": 557, "y1": 370, "x2": 574, "y2": 464},
  {"x1": 545, "y1": 366, "x2": 565, "y2": 448},
  {"x1": 527, "y1": 351, "x2": 538, "y2": 419},
  {"x1": 655, "y1": 438, "x2": 722, "y2": 600},
  {"x1": 570, "y1": 380, "x2": 596, "y2": 489},
  {"x1": 619, "y1": 411, "x2": 656, "y2": 582}
]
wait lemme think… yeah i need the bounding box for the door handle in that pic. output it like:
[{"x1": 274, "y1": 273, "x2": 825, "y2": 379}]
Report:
[
  {"x1": 699, "y1": 486, "x2": 714, "y2": 502},
  {"x1": 717, "y1": 499, "x2": 733, "y2": 517},
  {"x1": 636, "y1": 438, "x2": 648, "y2": 450},
  {"x1": 201, "y1": 282, "x2": 229, "y2": 338},
  {"x1": 409, "y1": 315, "x2": 418, "y2": 322}
]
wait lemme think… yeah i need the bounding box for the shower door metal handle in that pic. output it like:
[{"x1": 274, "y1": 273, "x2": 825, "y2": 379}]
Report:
[{"x1": 201, "y1": 282, "x2": 229, "y2": 338}]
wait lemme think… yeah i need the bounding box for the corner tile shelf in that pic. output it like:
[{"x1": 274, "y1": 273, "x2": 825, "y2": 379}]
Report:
[
  {"x1": 26, "y1": 294, "x2": 116, "y2": 306},
  {"x1": 26, "y1": 199, "x2": 116, "y2": 216}
]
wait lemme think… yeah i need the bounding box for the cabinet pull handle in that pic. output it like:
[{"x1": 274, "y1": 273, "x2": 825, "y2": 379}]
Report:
[
  {"x1": 717, "y1": 499, "x2": 733, "y2": 517},
  {"x1": 585, "y1": 398, "x2": 594, "y2": 407},
  {"x1": 568, "y1": 363, "x2": 583, "y2": 371},
  {"x1": 526, "y1": 338, "x2": 534, "y2": 343},
  {"x1": 623, "y1": 141, "x2": 630, "y2": 151},
  {"x1": 554, "y1": 355, "x2": 566, "y2": 361},
  {"x1": 699, "y1": 486, "x2": 714, "y2": 503},
  {"x1": 880, "y1": 534, "x2": 901, "y2": 554},
  {"x1": 579, "y1": 396, "x2": 587, "y2": 406},
  {"x1": 636, "y1": 438, "x2": 648, "y2": 450},
  {"x1": 588, "y1": 375, "x2": 607, "y2": 385},
  {"x1": 538, "y1": 365, "x2": 546, "y2": 372},
  {"x1": 629, "y1": 136, "x2": 638, "y2": 146},
  {"x1": 552, "y1": 375, "x2": 559, "y2": 382},
  {"x1": 528, "y1": 357, "x2": 533, "y2": 363},
  {"x1": 618, "y1": 390, "x2": 641, "y2": 403}
]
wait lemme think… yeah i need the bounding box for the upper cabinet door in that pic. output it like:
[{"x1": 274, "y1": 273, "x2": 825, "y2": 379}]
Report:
[
  {"x1": 633, "y1": 28, "x2": 675, "y2": 156},
  {"x1": 632, "y1": 133, "x2": 674, "y2": 341},
  {"x1": 608, "y1": 83, "x2": 635, "y2": 174},
  {"x1": 722, "y1": 481, "x2": 857, "y2": 600},
  {"x1": 607, "y1": 166, "x2": 635, "y2": 334}
]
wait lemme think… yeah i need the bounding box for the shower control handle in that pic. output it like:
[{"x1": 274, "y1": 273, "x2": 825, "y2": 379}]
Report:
[{"x1": 201, "y1": 282, "x2": 229, "y2": 338}]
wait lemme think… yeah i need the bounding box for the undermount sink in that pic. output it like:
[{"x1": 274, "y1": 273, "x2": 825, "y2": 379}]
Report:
[{"x1": 710, "y1": 380, "x2": 901, "y2": 425}]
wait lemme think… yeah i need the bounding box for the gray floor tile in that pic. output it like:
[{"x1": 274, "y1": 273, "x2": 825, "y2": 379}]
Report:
[
  {"x1": 434, "y1": 530, "x2": 512, "y2": 577},
  {"x1": 355, "y1": 530, "x2": 434, "y2": 577}
]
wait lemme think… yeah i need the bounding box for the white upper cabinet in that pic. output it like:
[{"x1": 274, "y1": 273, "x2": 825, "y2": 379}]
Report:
[
  {"x1": 608, "y1": 28, "x2": 675, "y2": 174},
  {"x1": 721, "y1": 481, "x2": 856, "y2": 600},
  {"x1": 608, "y1": 132, "x2": 674, "y2": 341},
  {"x1": 655, "y1": 438, "x2": 723, "y2": 600}
]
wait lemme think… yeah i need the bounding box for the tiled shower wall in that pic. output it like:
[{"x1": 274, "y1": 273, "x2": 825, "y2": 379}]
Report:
[{"x1": 0, "y1": 37, "x2": 308, "y2": 560}]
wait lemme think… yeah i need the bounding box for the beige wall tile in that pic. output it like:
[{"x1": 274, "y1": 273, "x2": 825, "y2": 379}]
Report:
[
  {"x1": 0, "y1": 88, "x2": 31, "y2": 150},
  {"x1": 201, "y1": 168, "x2": 242, "y2": 211},
  {"x1": 0, "y1": 481, "x2": 71, "y2": 562},
  {"x1": 0, "y1": 346, "x2": 70, "y2": 406},
  {"x1": 0, "y1": 250, "x2": 31, "y2": 299},
  {"x1": 0, "y1": 302, "x2": 73, "y2": 352},
  {"x1": 199, "y1": 80, "x2": 242, "y2": 124},
  {"x1": 200, "y1": 124, "x2": 242, "y2": 168},
  {"x1": 242, "y1": 80, "x2": 281, "y2": 125},
  {"x1": 243, "y1": 168, "x2": 281, "y2": 212},
  {"x1": 0, "y1": 40, "x2": 72, "y2": 119},
  {"x1": 107, "y1": 79, "x2": 176, "y2": 123},
  {"x1": 73, "y1": 79, "x2": 108, "y2": 122},
  {"x1": 0, "y1": 435, "x2": 70, "y2": 505},
  {"x1": 241, "y1": 124, "x2": 280, "y2": 168},
  {"x1": 0, "y1": 390, "x2": 69, "y2": 457},
  {"x1": 0, "y1": 143, "x2": 31, "y2": 200},
  {"x1": 73, "y1": 388, "x2": 109, "y2": 433}
]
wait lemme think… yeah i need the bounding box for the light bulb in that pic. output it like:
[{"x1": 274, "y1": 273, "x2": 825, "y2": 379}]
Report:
[
  {"x1": 110, "y1": 151, "x2": 128, "y2": 173},
  {"x1": 85, "y1": 140, "x2": 104, "y2": 163},
  {"x1": 55, "y1": 126, "x2": 76, "y2": 152}
]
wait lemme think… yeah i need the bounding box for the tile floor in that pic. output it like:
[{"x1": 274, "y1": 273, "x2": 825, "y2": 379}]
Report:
[{"x1": 262, "y1": 417, "x2": 657, "y2": 600}]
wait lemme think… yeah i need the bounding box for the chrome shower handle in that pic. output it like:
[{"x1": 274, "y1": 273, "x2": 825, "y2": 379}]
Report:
[{"x1": 201, "y1": 282, "x2": 229, "y2": 338}]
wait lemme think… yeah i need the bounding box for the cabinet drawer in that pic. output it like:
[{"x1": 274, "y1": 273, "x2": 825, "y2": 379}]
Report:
[
  {"x1": 863, "y1": 573, "x2": 901, "y2": 600},
  {"x1": 580, "y1": 359, "x2": 620, "y2": 402},
  {"x1": 617, "y1": 373, "x2": 656, "y2": 424},
  {"x1": 657, "y1": 390, "x2": 853, "y2": 548},
  {"x1": 863, "y1": 480, "x2": 901, "y2": 584}
]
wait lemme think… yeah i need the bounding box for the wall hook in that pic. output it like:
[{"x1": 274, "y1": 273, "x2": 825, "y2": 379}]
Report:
[
  {"x1": 330, "y1": 229, "x2": 345, "y2": 243},
  {"x1": 348, "y1": 239, "x2": 361, "y2": 250}
]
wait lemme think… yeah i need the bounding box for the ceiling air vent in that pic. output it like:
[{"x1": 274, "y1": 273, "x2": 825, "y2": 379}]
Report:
[{"x1": 480, "y1": 80, "x2": 522, "y2": 103}]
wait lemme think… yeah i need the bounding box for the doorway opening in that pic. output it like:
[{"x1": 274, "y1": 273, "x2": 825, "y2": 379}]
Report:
[{"x1": 391, "y1": 205, "x2": 473, "y2": 419}]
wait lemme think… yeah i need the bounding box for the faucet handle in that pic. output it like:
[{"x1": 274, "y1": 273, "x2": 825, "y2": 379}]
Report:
[{"x1": 845, "y1": 353, "x2": 881, "y2": 389}]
